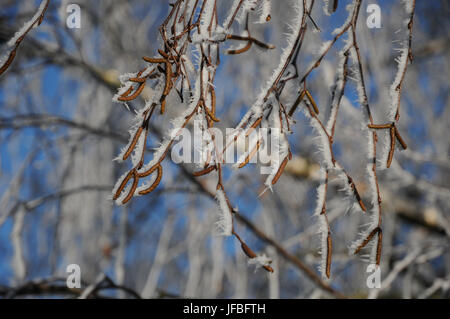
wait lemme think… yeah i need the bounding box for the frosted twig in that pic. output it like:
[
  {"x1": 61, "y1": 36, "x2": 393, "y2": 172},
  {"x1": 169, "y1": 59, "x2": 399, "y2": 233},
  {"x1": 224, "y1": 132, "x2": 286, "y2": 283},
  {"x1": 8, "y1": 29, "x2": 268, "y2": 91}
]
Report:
[{"x1": 0, "y1": 0, "x2": 50, "y2": 76}]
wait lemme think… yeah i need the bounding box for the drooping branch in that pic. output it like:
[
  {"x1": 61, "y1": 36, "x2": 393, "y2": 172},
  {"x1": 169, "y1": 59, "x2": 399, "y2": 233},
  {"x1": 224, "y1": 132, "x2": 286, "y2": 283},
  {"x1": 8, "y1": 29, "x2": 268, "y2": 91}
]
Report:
[{"x1": 0, "y1": 0, "x2": 50, "y2": 76}]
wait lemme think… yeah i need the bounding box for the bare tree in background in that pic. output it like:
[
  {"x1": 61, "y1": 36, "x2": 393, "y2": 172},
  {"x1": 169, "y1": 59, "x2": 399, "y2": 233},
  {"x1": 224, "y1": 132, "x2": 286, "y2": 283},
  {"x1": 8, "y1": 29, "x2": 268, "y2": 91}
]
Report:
[{"x1": 0, "y1": 0, "x2": 449, "y2": 299}]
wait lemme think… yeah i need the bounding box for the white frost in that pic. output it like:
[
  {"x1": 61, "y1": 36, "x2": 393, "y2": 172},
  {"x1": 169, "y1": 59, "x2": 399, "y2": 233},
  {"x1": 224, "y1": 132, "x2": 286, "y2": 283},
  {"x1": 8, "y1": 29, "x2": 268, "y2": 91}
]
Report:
[
  {"x1": 0, "y1": 0, "x2": 49, "y2": 75},
  {"x1": 215, "y1": 189, "x2": 233, "y2": 236},
  {"x1": 248, "y1": 254, "x2": 272, "y2": 270}
]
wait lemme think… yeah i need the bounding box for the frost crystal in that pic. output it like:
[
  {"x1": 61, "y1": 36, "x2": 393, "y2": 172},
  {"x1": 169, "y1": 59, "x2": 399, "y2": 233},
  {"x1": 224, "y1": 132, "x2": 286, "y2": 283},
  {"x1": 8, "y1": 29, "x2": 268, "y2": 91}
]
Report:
[{"x1": 215, "y1": 189, "x2": 233, "y2": 236}]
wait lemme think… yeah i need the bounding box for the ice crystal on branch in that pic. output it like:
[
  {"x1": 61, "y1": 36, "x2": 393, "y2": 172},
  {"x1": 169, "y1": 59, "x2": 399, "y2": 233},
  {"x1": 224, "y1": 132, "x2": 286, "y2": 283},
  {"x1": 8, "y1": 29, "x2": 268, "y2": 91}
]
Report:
[{"x1": 0, "y1": 0, "x2": 49, "y2": 76}]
